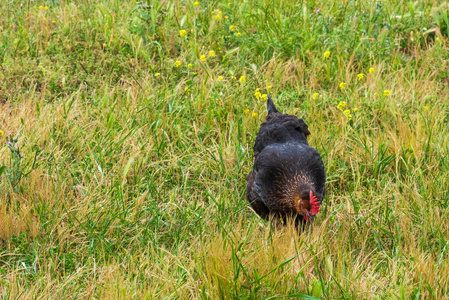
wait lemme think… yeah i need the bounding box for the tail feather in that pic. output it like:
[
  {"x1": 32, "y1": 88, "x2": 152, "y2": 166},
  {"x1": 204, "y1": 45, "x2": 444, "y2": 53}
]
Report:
[{"x1": 266, "y1": 94, "x2": 279, "y2": 114}]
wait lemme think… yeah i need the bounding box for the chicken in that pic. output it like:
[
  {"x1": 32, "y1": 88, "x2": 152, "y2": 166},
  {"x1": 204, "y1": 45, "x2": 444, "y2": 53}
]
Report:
[{"x1": 246, "y1": 95, "x2": 326, "y2": 227}]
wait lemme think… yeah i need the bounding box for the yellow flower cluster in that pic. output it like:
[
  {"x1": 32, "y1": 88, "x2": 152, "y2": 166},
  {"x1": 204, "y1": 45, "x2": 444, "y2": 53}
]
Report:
[
  {"x1": 253, "y1": 88, "x2": 268, "y2": 100},
  {"x1": 0, "y1": 130, "x2": 3, "y2": 138},
  {"x1": 337, "y1": 101, "x2": 355, "y2": 120},
  {"x1": 229, "y1": 25, "x2": 235, "y2": 31},
  {"x1": 213, "y1": 9, "x2": 222, "y2": 20},
  {"x1": 239, "y1": 76, "x2": 245, "y2": 83},
  {"x1": 184, "y1": 87, "x2": 191, "y2": 95},
  {"x1": 339, "y1": 82, "x2": 346, "y2": 90},
  {"x1": 357, "y1": 73, "x2": 364, "y2": 81},
  {"x1": 218, "y1": 76, "x2": 223, "y2": 81},
  {"x1": 312, "y1": 93, "x2": 319, "y2": 100},
  {"x1": 200, "y1": 55, "x2": 206, "y2": 61},
  {"x1": 236, "y1": 32, "x2": 241, "y2": 36},
  {"x1": 179, "y1": 30, "x2": 187, "y2": 37},
  {"x1": 369, "y1": 67, "x2": 375, "y2": 73},
  {"x1": 209, "y1": 50, "x2": 215, "y2": 57},
  {"x1": 194, "y1": 1, "x2": 199, "y2": 6},
  {"x1": 188, "y1": 63, "x2": 193, "y2": 69},
  {"x1": 343, "y1": 109, "x2": 352, "y2": 119},
  {"x1": 323, "y1": 51, "x2": 330, "y2": 58},
  {"x1": 243, "y1": 109, "x2": 258, "y2": 118},
  {"x1": 383, "y1": 90, "x2": 390, "y2": 96},
  {"x1": 175, "y1": 61, "x2": 181, "y2": 68}
]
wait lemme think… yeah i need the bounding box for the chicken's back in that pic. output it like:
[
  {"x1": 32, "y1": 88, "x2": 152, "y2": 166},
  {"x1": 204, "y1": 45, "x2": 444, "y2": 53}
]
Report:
[{"x1": 252, "y1": 112, "x2": 310, "y2": 159}]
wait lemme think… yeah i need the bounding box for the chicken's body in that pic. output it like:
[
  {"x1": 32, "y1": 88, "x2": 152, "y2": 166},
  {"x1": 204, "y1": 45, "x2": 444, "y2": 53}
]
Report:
[{"x1": 246, "y1": 96, "x2": 326, "y2": 226}]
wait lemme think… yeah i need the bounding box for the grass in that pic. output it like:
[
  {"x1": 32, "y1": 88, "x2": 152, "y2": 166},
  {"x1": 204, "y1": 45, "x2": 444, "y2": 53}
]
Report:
[{"x1": 1, "y1": 0, "x2": 449, "y2": 298}]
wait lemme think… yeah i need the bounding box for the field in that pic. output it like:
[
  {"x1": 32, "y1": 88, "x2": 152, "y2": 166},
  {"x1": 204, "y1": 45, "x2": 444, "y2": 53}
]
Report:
[{"x1": 1, "y1": 0, "x2": 449, "y2": 298}]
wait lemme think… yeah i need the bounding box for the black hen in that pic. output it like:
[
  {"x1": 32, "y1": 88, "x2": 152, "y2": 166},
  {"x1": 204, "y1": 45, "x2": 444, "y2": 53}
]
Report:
[{"x1": 246, "y1": 95, "x2": 326, "y2": 226}]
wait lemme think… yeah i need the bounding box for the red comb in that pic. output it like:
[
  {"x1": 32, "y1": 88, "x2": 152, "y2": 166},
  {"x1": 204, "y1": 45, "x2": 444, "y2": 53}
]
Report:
[{"x1": 309, "y1": 190, "x2": 320, "y2": 215}]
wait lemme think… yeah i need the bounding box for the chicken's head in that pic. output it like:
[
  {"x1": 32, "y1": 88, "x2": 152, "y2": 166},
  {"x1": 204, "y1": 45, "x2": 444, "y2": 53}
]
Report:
[{"x1": 297, "y1": 190, "x2": 320, "y2": 222}]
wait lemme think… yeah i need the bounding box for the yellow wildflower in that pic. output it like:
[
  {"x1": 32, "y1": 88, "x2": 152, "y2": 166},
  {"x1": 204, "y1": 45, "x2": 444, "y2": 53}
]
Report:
[
  {"x1": 209, "y1": 50, "x2": 215, "y2": 56},
  {"x1": 252, "y1": 112, "x2": 258, "y2": 118},
  {"x1": 45, "y1": 6, "x2": 49, "y2": 9},
  {"x1": 184, "y1": 87, "x2": 191, "y2": 94},
  {"x1": 218, "y1": 76, "x2": 223, "y2": 81},
  {"x1": 43, "y1": 17, "x2": 46, "y2": 20},
  {"x1": 262, "y1": 94, "x2": 268, "y2": 100},
  {"x1": 343, "y1": 109, "x2": 352, "y2": 119},
  {"x1": 187, "y1": 63, "x2": 193, "y2": 69},
  {"x1": 175, "y1": 61, "x2": 181, "y2": 68},
  {"x1": 179, "y1": 30, "x2": 187, "y2": 37},
  {"x1": 337, "y1": 101, "x2": 346, "y2": 111},
  {"x1": 52, "y1": 20, "x2": 55, "y2": 23},
  {"x1": 423, "y1": 105, "x2": 429, "y2": 110},
  {"x1": 0, "y1": 130, "x2": 3, "y2": 138},
  {"x1": 155, "y1": 73, "x2": 160, "y2": 77},
  {"x1": 374, "y1": 92, "x2": 378, "y2": 96},
  {"x1": 357, "y1": 73, "x2": 364, "y2": 81},
  {"x1": 239, "y1": 76, "x2": 246, "y2": 83},
  {"x1": 229, "y1": 25, "x2": 235, "y2": 31},
  {"x1": 236, "y1": 32, "x2": 241, "y2": 36},
  {"x1": 339, "y1": 82, "x2": 346, "y2": 90},
  {"x1": 231, "y1": 76, "x2": 236, "y2": 80},
  {"x1": 193, "y1": 1, "x2": 199, "y2": 6},
  {"x1": 200, "y1": 55, "x2": 206, "y2": 61},
  {"x1": 383, "y1": 90, "x2": 391, "y2": 96},
  {"x1": 353, "y1": 108, "x2": 358, "y2": 112},
  {"x1": 244, "y1": 109, "x2": 250, "y2": 115},
  {"x1": 215, "y1": 14, "x2": 221, "y2": 20},
  {"x1": 312, "y1": 93, "x2": 319, "y2": 100},
  {"x1": 254, "y1": 91, "x2": 261, "y2": 99},
  {"x1": 267, "y1": 85, "x2": 272, "y2": 92},
  {"x1": 369, "y1": 67, "x2": 375, "y2": 73},
  {"x1": 39, "y1": 5, "x2": 43, "y2": 9},
  {"x1": 324, "y1": 51, "x2": 330, "y2": 58}
]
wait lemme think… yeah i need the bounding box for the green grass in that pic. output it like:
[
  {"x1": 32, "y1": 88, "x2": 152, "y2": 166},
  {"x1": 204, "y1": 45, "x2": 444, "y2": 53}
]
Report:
[{"x1": 1, "y1": 0, "x2": 449, "y2": 298}]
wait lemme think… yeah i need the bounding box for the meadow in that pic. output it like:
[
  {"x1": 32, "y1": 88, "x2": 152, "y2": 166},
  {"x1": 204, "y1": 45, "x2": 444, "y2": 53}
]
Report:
[{"x1": 1, "y1": 0, "x2": 449, "y2": 298}]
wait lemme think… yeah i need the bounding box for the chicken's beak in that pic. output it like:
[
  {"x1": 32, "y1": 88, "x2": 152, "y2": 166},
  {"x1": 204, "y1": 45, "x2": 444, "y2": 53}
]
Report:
[{"x1": 304, "y1": 212, "x2": 313, "y2": 222}]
